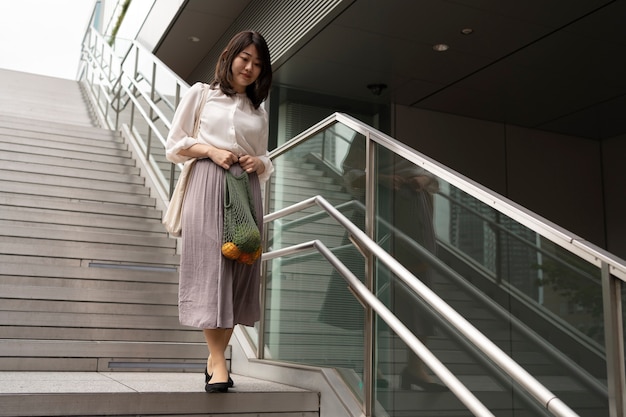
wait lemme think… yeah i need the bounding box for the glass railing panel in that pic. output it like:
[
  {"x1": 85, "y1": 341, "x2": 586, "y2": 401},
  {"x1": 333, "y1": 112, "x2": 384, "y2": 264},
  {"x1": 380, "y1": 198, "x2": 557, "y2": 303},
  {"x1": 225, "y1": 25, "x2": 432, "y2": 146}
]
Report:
[
  {"x1": 268, "y1": 122, "x2": 364, "y2": 218},
  {"x1": 263, "y1": 122, "x2": 369, "y2": 397},
  {"x1": 263, "y1": 250, "x2": 366, "y2": 397},
  {"x1": 370, "y1": 142, "x2": 609, "y2": 416},
  {"x1": 535, "y1": 238, "x2": 605, "y2": 345},
  {"x1": 373, "y1": 263, "x2": 556, "y2": 417}
]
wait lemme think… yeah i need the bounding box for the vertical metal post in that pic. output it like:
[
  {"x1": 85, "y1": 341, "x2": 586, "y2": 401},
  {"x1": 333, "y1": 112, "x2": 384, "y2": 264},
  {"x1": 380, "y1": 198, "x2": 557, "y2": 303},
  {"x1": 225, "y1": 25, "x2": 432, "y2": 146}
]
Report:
[
  {"x1": 145, "y1": 61, "x2": 156, "y2": 160},
  {"x1": 602, "y1": 262, "x2": 626, "y2": 417},
  {"x1": 130, "y1": 47, "x2": 139, "y2": 133},
  {"x1": 363, "y1": 133, "x2": 375, "y2": 416},
  {"x1": 107, "y1": 48, "x2": 113, "y2": 86},
  {"x1": 257, "y1": 173, "x2": 272, "y2": 359},
  {"x1": 494, "y1": 211, "x2": 503, "y2": 285}
]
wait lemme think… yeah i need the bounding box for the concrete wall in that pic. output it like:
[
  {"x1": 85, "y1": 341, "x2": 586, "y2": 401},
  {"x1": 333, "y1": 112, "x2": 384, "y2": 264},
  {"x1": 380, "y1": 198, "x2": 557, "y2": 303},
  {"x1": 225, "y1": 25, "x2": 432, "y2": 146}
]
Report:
[
  {"x1": 394, "y1": 104, "x2": 620, "y2": 258},
  {"x1": 602, "y1": 134, "x2": 626, "y2": 258}
]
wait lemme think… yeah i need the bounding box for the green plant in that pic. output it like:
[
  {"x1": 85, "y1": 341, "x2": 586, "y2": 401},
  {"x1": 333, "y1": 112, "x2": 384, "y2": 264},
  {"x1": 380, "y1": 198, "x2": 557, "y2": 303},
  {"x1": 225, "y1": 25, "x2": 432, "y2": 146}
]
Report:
[{"x1": 108, "y1": 0, "x2": 132, "y2": 46}]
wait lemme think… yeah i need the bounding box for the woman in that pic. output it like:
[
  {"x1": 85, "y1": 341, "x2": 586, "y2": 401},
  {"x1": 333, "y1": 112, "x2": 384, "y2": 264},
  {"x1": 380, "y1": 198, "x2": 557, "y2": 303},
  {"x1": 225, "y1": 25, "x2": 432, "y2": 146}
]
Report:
[{"x1": 165, "y1": 31, "x2": 273, "y2": 393}]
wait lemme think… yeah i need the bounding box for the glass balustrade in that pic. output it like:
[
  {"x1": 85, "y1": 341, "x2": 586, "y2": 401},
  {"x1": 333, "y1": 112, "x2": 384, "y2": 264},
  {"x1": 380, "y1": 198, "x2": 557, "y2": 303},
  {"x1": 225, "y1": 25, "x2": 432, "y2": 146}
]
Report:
[
  {"x1": 263, "y1": 125, "x2": 368, "y2": 398},
  {"x1": 264, "y1": 117, "x2": 615, "y2": 416},
  {"x1": 370, "y1": 143, "x2": 607, "y2": 416}
]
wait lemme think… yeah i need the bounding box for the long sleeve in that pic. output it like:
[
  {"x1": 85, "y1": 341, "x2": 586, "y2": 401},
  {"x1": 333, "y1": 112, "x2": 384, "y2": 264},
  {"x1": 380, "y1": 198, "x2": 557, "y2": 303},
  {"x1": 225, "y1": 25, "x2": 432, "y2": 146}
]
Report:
[
  {"x1": 166, "y1": 83, "x2": 274, "y2": 182},
  {"x1": 165, "y1": 82, "x2": 205, "y2": 164}
]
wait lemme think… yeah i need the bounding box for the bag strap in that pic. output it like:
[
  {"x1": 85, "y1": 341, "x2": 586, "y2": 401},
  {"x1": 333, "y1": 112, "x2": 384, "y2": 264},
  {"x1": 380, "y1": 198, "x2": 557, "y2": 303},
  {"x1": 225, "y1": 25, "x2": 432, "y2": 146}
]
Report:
[{"x1": 192, "y1": 83, "x2": 210, "y2": 138}]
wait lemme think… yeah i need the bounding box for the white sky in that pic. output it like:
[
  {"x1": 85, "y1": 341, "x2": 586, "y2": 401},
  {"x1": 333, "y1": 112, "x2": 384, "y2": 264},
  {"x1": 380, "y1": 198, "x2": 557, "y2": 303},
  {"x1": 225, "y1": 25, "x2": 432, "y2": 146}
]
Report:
[{"x1": 0, "y1": 0, "x2": 95, "y2": 80}]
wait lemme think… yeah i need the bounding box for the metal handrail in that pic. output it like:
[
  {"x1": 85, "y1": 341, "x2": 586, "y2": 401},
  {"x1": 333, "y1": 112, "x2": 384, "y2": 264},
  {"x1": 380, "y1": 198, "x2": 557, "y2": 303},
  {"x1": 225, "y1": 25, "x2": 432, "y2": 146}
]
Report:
[
  {"x1": 264, "y1": 195, "x2": 579, "y2": 417},
  {"x1": 269, "y1": 112, "x2": 626, "y2": 416},
  {"x1": 269, "y1": 113, "x2": 626, "y2": 282},
  {"x1": 264, "y1": 240, "x2": 496, "y2": 417},
  {"x1": 81, "y1": 26, "x2": 188, "y2": 197},
  {"x1": 271, "y1": 197, "x2": 607, "y2": 398}
]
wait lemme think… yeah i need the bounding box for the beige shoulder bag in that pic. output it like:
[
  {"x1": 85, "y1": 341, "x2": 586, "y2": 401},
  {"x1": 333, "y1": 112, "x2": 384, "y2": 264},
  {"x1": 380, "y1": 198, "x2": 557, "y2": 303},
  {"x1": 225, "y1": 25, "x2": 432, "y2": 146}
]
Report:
[{"x1": 162, "y1": 84, "x2": 209, "y2": 237}]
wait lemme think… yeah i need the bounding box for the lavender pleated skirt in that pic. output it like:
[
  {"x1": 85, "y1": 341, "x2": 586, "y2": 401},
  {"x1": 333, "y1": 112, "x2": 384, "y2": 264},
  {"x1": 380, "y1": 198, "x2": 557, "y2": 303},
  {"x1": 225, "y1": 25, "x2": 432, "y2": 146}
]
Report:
[{"x1": 178, "y1": 159, "x2": 263, "y2": 329}]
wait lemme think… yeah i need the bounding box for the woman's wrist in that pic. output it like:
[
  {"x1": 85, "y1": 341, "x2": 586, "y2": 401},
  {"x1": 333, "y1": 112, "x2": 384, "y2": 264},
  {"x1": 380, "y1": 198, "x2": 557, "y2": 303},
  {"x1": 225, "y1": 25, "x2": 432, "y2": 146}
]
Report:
[
  {"x1": 256, "y1": 158, "x2": 266, "y2": 175},
  {"x1": 204, "y1": 144, "x2": 215, "y2": 160}
]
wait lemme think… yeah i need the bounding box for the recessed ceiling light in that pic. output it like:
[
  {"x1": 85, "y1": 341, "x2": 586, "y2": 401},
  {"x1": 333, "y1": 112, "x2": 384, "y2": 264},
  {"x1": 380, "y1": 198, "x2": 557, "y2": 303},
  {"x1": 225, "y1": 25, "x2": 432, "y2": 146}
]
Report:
[
  {"x1": 188, "y1": 36, "x2": 200, "y2": 42},
  {"x1": 461, "y1": 28, "x2": 474, "y2": 35},
  {"x1": 432, "y1": 43, "x2": 449, "y2": 52}
]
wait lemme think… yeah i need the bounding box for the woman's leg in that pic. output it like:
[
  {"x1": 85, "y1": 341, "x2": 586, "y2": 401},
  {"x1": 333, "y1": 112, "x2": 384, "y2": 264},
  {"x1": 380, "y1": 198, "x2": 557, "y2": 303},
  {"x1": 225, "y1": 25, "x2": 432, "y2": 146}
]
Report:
[{"x1": 203, "y1": 328, "x2": 232, "y2": 383}]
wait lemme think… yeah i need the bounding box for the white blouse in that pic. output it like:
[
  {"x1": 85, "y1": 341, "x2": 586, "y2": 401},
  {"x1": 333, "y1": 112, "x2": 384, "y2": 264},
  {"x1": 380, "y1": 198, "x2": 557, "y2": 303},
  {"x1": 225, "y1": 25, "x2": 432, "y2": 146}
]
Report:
[{"x1": 165, "y1": 82, "x2": 274, "y2": 182}]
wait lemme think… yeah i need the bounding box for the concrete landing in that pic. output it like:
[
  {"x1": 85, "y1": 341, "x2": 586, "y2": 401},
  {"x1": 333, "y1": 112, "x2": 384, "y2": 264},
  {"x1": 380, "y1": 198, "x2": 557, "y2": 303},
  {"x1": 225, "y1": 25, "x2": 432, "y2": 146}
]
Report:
[
  {"x1": 0, "y1": 372, "x2": 318, "y2": 417},
  {"x1": 0, "y1": 371, "x2": 307, "y2": 394}
]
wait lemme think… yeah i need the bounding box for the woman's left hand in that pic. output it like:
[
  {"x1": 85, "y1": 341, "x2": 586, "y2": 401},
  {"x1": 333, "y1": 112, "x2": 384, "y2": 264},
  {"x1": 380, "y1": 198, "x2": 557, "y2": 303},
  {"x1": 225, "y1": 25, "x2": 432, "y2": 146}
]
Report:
[{"x1": 239, "y1": 155, "x2": 265, "y2": 175}]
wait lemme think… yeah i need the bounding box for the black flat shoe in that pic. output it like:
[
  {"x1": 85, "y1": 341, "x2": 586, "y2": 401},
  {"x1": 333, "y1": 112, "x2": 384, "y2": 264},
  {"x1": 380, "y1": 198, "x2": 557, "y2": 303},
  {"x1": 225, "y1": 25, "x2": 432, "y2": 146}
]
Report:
[
  {"x1": 205, "y1": 367, "x2": 234, "y2": 387},
  {"x1": 205, "y1": 381, "x2": 229, "y2": 393},
  {"x1": 400, "y1": 368, "x2": 448, "y2": 392}
]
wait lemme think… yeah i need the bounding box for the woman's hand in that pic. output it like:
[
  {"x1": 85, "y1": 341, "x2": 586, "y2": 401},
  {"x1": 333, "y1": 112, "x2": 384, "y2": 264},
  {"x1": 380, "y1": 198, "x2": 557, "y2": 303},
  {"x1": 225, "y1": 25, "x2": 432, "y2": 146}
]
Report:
[
  {"x1": 239, "y1": 155, "x2": 265, "y2": 175},
  {"x1": 207, "y1": 147, "x2": 239, "y2": 170}
]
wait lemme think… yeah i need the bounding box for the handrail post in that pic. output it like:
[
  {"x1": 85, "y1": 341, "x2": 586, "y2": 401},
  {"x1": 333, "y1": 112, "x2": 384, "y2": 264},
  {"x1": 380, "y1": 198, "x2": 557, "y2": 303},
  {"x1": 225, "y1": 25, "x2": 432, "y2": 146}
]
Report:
[
  {"x1": 130, "y1": 45, "x2": 139, "y2": 133},
  {"x1": 146, "y1": 60, "x2": 157, "y2": 160},
  {"x1": 602, "y1": 262, "x2": 626, "y2": 417},
  {"x1": 114, "y1": 79, "x2": 121, "y2": 130},
  {"x1": 257, "y1": 173, "x2": 273, "y2": 359},
  {"x1": 363, "y1": 132, "x2": 375, "y2": 416}
]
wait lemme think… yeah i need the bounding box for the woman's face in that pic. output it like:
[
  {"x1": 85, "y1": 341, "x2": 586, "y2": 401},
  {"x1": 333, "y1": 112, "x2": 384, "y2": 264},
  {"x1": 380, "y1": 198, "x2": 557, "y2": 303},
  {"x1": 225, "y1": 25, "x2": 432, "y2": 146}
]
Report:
[{"x1": 231, "y1": 44, "x2": 262, "y2": 93}]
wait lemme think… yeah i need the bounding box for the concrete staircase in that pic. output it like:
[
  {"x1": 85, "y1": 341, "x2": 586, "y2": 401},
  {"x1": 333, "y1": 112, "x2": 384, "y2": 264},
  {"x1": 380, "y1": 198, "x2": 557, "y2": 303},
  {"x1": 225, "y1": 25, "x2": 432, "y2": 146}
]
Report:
[{"x1": 0, "y1": 69, "x2": 319, "y2": 416}]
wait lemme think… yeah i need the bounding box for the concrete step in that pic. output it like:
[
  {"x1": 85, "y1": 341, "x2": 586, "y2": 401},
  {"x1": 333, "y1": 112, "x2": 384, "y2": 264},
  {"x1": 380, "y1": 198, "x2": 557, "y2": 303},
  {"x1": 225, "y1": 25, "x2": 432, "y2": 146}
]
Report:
[
  {"x1": 0, "y1": 220, "x2": 172, "y2": 247},
  {"x1": 0, "y1": 255, "x2": 177, "y2": 283},
  {"x1": 0, "y1": 169, "x2": 149, "y2": 195},
  {"x1": 0, "y1": 114, "x2": 116, "y2": 139},
  {"x1": 0, "y1": 150, "x2": 140, "y2": 175},
  {"x1": 0, "y1": 140, "x2": 135, "y2": 166},
  {"x1": 1, "y1": 206, "x2": 163, "y2": 233},
  {"x1": 0, "y1": 193, "x2": 156, "y2": 218},
  {"x1": 0, "y1": 69, "x2": 96, "y2": 127},
  {"x1": 0, "y1": 125, "x2": 123, "y2": 148},
  {"x1": 1, "y1": 159, "x2": 144, "y2": 185},
  {"x1": 0, "y1": 235, "x2": 178, "y2": 265},
  {"x1": 0, "y1": 372, "x2": 318, "y2": 417},
  {"x1": 0, "y1": 180, "x2": 155, "y2": 206}
]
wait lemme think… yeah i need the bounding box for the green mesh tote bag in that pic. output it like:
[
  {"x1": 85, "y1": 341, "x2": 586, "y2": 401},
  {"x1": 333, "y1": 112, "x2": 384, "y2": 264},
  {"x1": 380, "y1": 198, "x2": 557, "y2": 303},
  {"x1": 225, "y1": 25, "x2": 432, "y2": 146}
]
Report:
[{"x1": 221, "y1": 171, "x2": 262, "y2": 264}]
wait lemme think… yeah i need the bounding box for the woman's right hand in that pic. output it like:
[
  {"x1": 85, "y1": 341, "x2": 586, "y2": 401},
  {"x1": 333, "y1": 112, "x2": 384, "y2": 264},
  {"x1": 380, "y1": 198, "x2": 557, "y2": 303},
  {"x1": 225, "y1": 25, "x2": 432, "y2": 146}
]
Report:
[{"x1": 207, "y1": 146, "x2": 239, "y2": 170}]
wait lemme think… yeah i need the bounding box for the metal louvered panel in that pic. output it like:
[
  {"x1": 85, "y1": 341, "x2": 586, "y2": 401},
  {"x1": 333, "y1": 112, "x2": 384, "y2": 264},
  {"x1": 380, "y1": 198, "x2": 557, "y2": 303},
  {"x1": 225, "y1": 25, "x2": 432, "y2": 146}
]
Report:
[{"x1": 188, "y1": 0, "x2": 353, "y2": 82}]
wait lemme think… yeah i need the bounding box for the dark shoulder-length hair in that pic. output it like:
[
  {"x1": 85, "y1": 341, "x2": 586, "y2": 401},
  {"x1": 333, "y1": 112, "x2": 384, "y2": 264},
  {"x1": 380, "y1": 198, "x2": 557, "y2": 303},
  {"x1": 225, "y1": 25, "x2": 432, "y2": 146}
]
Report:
[{"x1": 211, "y1": 31, "x2": 272, "y2": 109}]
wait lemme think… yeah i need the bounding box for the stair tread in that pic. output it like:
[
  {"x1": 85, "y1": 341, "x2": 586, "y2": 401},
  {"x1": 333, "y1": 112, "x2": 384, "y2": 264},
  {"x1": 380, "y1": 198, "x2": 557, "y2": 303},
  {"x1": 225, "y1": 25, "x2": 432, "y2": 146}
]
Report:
[
  {"x1": 0, "y1": 180, "x2": 156, "y2": 206},
  {"x1": 0, "y1": 258, "x2": 177, "y2": 282},
  {"x1": 0, "y1": 371, "x2": 311, "y2": 394},
  {"x1": 0, "y1": 150, "x2": 140, "y2": 174},
  {"x1": 0, "y1": 237, "x2": 179, "y2": 265},
  {"x1": 0, "y1": 193, "x2": 156, "y2": 217},
  {"x1": 0, "y1": 372, "x2": 318, "y2": 417}
]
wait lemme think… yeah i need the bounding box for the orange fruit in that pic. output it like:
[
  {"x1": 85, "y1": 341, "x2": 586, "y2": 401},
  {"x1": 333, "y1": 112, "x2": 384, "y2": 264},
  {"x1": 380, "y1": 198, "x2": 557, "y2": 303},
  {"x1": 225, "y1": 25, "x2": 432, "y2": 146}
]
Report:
[
  {"x1": 221, "y1": 242, "x2": 241, "y2": 260},
  {"x1": 238, "y1": 252, "x2": 253, "y2": 265}
]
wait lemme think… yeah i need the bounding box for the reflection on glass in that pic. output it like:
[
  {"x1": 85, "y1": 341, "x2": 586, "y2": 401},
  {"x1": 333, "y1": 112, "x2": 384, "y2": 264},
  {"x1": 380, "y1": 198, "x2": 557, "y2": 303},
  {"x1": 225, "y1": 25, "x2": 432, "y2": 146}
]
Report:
[
  {"x1": 263, "y1": 124, "x2": 367, "y2": 398},
  {"x1": 261, "y1": 119, "x2": 611, "y2": 415}
]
